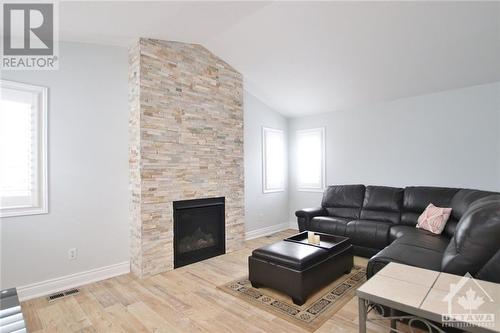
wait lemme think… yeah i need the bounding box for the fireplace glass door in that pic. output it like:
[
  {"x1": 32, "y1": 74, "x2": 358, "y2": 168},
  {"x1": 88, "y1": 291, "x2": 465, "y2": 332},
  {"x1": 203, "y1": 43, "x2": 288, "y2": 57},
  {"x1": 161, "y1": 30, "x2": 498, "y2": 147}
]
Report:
[{"x1": 173, "y1": 197, "x2": 225, "y2": 268}]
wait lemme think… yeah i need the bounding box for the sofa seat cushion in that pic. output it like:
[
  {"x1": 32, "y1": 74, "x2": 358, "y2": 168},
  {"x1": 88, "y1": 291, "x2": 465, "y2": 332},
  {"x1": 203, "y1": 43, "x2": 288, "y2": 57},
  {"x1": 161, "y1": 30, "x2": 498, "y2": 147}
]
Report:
[
  {"x1": 346, "y1": 220, "x2": 392, "y2": 250},
  {"x1": 394, "y1": 232, "x2": 450, "y2": 253},
  {"x1": 368, "y1": 226, "x2": 450, "y2": 278},
  {"x1": 251, "y1": 241, "x2": 329, "y2": 270},
  {"x1": 310, "y1": 216, "x2": 350, "y2": 236},
  {"x1": 389, "y1": 225, "x2": 437, "y2": 242},
  {"x1": 367, "y1": 242, "x2": 444, "y2": 278}
]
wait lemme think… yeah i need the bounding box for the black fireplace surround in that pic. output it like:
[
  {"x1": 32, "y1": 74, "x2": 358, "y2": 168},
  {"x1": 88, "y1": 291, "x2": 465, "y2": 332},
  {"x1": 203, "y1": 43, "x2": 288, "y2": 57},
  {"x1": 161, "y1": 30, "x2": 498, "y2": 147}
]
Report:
[{"x1": 173, "y1": 197, "x2": 225, "y2": 268}]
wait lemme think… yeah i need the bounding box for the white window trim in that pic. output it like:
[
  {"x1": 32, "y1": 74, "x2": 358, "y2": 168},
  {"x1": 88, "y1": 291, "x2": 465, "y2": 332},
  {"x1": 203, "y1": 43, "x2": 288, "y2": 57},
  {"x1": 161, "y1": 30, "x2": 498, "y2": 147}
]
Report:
[
  {"x1": 296, "y1": 127, "x2": 326, "y2": 192},
  {"x1": 262, "y1": 127, "x2": 285, "y2": 194},
  {"x1": 0, "y1": 80, "x2": 48, "y2": 218}
]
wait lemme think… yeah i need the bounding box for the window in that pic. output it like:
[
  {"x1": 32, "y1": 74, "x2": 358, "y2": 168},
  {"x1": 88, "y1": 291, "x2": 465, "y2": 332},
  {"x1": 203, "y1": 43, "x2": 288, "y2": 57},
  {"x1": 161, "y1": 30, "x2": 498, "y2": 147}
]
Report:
[
  {"x1": 0, "y1": 80, "x2": 48, "y2": 217},
  {"x1": 262, "y1": 127, "x2": 285, "y2": 193},
  {"x1": 296, "y1": 127, "x2": 325, "y2": 191}
]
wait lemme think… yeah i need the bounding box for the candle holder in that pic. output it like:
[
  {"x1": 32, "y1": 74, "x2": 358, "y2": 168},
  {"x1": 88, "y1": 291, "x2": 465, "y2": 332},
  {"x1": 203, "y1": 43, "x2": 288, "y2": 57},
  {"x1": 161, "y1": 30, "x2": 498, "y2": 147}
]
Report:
[
  {"x1": 313, "y1": 234, "x2": 321, "y2": 245},
  {"x1": 307, "y1": 231, "x2": 314, "y2": 243}
]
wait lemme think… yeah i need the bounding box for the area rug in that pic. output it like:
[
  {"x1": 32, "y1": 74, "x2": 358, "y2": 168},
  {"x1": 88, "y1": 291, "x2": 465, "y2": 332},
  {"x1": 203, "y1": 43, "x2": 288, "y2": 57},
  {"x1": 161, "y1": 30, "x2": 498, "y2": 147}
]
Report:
[{"x1": 218, "y1": 265, "x2": 366, "y2": 332}]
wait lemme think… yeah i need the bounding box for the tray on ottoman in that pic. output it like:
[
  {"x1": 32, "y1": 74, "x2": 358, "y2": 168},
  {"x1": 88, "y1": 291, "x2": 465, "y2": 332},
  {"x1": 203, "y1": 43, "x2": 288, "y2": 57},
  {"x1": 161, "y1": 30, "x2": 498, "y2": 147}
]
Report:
[
  {"x1": 248, "y1": 231, "x2": 353, "y2": 305},
  {"x1": 285, "y1": 231, "x2": 349, "y2": 250}
]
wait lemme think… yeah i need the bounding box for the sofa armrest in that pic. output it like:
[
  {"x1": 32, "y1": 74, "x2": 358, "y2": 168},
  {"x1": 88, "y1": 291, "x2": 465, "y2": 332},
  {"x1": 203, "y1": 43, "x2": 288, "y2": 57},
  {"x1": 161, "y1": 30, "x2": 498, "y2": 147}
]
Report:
[
  {"x1": 295, "y1": 207, "x2": 327, "y2": 231},
  {"x1": 295, "y1": 207, "x2": 327, "y2": 219}
]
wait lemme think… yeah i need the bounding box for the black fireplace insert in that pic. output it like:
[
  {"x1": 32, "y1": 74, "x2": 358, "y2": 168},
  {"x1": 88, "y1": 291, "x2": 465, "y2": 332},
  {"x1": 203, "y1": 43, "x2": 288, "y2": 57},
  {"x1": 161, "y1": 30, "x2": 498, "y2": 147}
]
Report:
[{"x1": 173, "y1": 197, "x2": 225, "y2": 268}]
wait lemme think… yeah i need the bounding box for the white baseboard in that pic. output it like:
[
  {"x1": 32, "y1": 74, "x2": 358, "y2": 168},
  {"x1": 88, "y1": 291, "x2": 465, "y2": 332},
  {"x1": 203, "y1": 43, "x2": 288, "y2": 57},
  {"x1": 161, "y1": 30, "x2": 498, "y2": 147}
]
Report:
[
  {"x1": 289, "y1": 220, "x2": 298, "y2": 230},
  {"x1": 245, "y1": 222, "x2": 291, "y2": 240},
  {"x1": 17, "y1": 261, "x2": 130, "y2": 301}
]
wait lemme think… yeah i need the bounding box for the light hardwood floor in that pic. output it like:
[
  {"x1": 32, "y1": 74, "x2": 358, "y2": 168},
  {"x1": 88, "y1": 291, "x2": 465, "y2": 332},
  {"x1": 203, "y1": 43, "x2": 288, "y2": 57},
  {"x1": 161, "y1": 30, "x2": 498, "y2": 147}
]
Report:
[{"x1": 21, "y1": 230, "x2": 411, "y2": 332}]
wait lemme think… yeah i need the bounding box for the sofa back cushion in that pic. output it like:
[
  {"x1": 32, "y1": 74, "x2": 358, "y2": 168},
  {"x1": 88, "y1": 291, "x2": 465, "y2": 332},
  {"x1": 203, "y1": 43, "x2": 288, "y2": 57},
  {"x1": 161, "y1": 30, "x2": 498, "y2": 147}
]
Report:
[
  {"x1": 401, "y1": 186, "x2": 458, "y2": 226},
  {"x1": 360, "y1": 186, "x2": 403, "y2": 223},
  {"x1": 321, "y1": 185, "x2": 365, "y2": 219},
  {"x1": 443, "y1": 189, "x2": 495, "y2": 238},
  {"x1": 450, "y1": 189, "x2": 495, "y2": 220},
  {"x1": 441, "y1": 195, "x2": 500, "y2": 276}
]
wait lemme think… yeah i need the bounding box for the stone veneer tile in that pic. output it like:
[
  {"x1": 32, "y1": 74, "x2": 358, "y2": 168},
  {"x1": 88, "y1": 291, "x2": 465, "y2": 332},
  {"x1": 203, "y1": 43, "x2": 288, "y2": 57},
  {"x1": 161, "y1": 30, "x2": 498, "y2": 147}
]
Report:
[{"x1": 129, "y1": 38, "x2": 244, "y2": 278}]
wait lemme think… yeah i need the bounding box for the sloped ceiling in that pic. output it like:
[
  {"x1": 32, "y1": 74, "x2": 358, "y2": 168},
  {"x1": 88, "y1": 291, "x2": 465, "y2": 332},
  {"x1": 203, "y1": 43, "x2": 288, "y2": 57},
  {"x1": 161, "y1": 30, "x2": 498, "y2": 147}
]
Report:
[{"x1": 59, "y1": 1, "x2": 500, "y2": 117}]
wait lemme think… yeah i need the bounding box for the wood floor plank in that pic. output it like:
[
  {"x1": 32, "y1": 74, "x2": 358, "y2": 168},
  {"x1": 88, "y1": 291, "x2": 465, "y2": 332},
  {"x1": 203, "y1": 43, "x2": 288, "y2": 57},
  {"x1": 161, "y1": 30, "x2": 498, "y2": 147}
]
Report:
[
  {"x1": 76, "y1": 289, "x2": 124, "y2": 333},
  {"x1": 101, "y1": 279, "x2": 139, "y2": 307},
  {"x1": 127, "y1": 301, "x2": 181, "y2": 333},
  {"x1": 37, "y1": 303, "x2": 74, "y2": 332},
  {"x1": 87, "y1": 282, "x2": 120, "y2": 309},
  {"x1": 20, "y1": 298, "x2": 44, "y2": 331},
  {"x1": 57, "y1": 297, "x2": 93, "y2": 332},
  {"x1": 127, "y1": 279, "x2": 203, "y2": 332},
  {"x1": 105, "y1": 303, "x2": 150, "y2": 333}
]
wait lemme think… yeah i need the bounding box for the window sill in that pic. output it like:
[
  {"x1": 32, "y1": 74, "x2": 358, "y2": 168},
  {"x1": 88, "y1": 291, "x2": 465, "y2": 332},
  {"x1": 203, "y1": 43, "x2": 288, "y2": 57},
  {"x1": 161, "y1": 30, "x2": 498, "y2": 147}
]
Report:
[
  {"x1": 0, "y1": 206, "x2": 48, "y2": 218},
  {"x1": 298, "y1": 188, "x2": 325, "y2": 193},
  {"x1": 263, "y1": 189, "x2": 285, "y2": 194}
]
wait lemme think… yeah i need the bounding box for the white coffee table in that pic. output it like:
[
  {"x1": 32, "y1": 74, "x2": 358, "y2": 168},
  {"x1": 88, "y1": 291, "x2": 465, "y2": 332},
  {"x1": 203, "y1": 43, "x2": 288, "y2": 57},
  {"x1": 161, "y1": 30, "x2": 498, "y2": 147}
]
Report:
[{"x1": 357, "y1": 262, "x2": 500, "y2": 333}]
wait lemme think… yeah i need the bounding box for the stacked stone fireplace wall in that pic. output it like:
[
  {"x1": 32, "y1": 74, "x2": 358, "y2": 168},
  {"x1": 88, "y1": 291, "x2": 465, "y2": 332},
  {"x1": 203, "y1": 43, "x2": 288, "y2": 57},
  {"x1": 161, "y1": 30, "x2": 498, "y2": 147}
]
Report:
[{"x1": 129, "y1": 38, "x2": 244, "y2": 278}]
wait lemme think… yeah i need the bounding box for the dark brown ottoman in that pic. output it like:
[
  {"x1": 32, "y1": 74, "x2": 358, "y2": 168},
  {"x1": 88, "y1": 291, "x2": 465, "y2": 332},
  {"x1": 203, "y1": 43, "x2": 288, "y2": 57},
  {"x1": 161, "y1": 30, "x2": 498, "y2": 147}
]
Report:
[{"x1": 248, "y1": 232, "x2": 353, "y2": 305}]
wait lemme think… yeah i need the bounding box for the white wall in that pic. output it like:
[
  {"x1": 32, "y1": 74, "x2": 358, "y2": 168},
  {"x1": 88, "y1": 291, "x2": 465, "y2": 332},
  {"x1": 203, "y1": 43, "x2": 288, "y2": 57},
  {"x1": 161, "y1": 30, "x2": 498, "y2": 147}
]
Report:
[
  {"x1": 244, "y1": 90, "x2": 290, "y2": 237},
  {"x1": 288, "y1": 82, "x2": 500, "y2": 222},
  {"x1": 0, "y1": 42, "x2": 129, "y2": 289}
]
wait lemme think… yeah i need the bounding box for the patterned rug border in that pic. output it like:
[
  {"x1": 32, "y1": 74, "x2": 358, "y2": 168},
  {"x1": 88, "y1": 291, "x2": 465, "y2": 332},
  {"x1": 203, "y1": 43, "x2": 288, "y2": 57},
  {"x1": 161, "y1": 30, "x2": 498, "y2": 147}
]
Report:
[{"x1": 218, "y1": 265, "x2": 366, "y2": 332}]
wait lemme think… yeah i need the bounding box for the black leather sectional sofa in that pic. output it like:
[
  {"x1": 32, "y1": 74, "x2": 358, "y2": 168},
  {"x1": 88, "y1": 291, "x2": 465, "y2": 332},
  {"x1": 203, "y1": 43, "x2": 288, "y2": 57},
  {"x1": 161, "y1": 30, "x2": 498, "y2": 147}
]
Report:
[{"x1": 295, "y1": 185, "x2": 500, "y2": 283}]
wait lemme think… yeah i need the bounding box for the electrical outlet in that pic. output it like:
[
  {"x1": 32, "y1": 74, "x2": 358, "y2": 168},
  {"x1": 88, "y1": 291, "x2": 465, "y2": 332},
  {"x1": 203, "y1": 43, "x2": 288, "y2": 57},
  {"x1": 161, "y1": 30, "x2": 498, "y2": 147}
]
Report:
[{"x1": 68, "y1": 248, "x2": 77, "y2": 260}]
